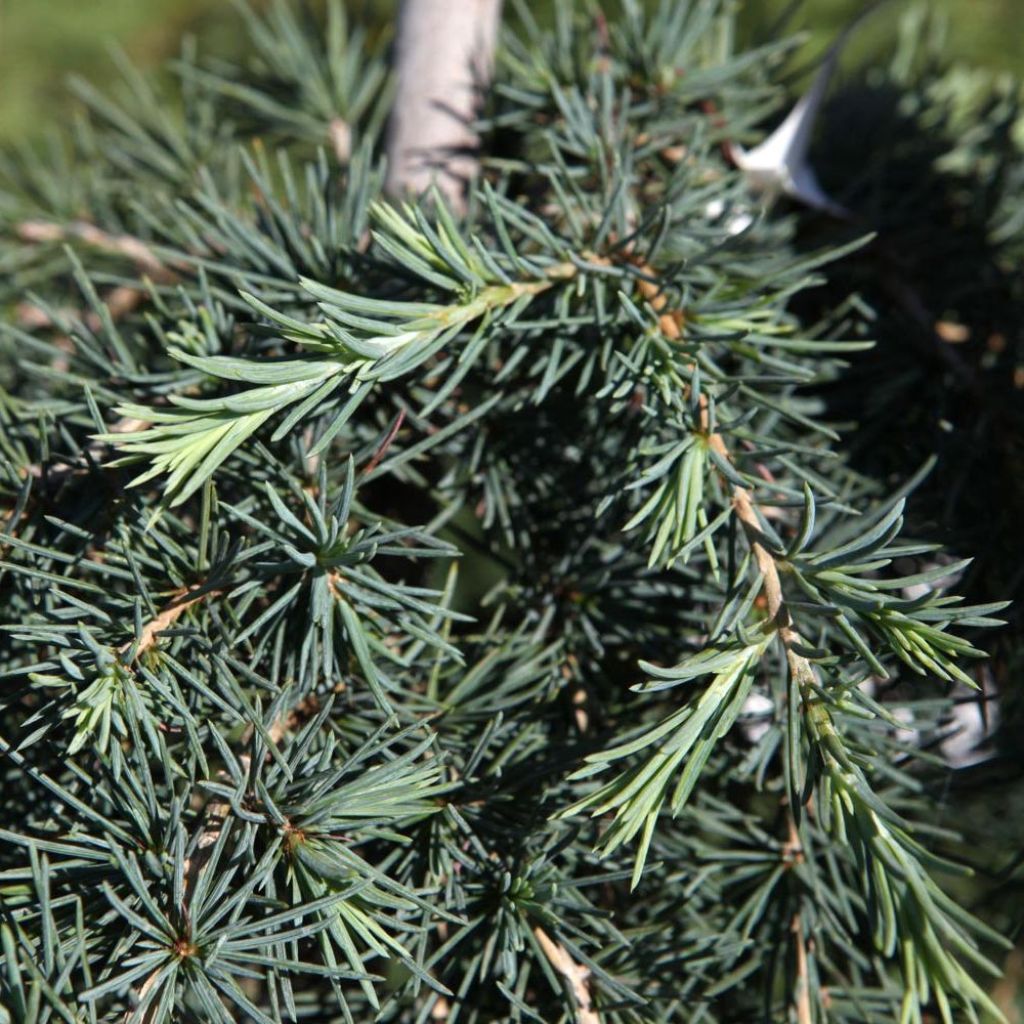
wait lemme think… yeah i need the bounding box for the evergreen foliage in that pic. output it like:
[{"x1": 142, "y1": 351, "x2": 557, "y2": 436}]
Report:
[{"x1": 1, "y1": 2, "x2": 1021, "y2": 1022}]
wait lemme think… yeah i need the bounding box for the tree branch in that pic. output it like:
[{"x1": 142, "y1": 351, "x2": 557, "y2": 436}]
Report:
[
  {"x1": 634, "y1": 267, "x2": 818, "y2": 689},
  {"x1": 639, "y1": 262, "x2": 828, "y2": 1022},
  {"x1": 385, "y1": 0, "x2": 503, "y2": 212}
]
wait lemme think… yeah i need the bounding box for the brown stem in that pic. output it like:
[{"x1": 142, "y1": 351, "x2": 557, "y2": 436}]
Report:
[
  {"x1": 783, "y1": 811, "x2": 812, "y2": 1024},
  {"x1": 121, "y1": 583, "x2": 222, "y2": 663},
  {"x1": 15, "y1": 218, "x2": 180, "y2": 334},
  {"x1": 791, "y1": 911, "x2": 813, "y2": 1024},
  {"x1": 16, "y1": 220, "x2": 167, "y2": 276},
  {"x1": 533, "y1": 926, "x2": 601, "y2": 1024},
  {"x1": 328, "y1": 117, "x2": 352, "y2": 164},
  {"x1": 360, "y1": 408, "x2": 407, "y2": 478}
]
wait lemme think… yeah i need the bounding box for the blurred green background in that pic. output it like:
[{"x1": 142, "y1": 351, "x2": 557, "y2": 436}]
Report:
[{"x1": 0, "y1": 0, "x2": 1022, "y2": 142}]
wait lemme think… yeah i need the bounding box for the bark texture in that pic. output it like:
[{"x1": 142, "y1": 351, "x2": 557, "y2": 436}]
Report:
[{"x1": 386, "y1": 0, "x2": 503, "y2": 212}]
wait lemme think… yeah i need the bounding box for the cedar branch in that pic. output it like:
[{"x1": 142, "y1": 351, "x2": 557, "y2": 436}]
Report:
[
  {"x1": 639, "y1": 265, "x2": 822, "y2": 1024},
  {"x1": 635, "y1": 265, "x2": 819, "y2": 690}
]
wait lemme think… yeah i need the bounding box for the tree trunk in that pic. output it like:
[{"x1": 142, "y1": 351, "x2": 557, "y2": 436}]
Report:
[{"x1": 385, "y1": 0, "x2": 503, "y2": 213}]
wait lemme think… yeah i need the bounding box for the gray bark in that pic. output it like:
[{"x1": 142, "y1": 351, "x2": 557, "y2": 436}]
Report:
[{"x1": 385, "y1": 0, "x2": 503, "y2": 212}]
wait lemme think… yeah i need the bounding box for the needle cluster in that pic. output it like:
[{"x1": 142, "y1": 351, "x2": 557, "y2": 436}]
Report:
[{"x1": 0, "y1": 3, "x2": 1021, "y2": 1023}]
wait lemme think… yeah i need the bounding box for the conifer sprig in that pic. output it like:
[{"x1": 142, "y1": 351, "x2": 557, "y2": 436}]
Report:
[
  {"x1": 1, "y1": 1, "x2": 1019, "y2": 1022},
  {"x1": 100, "y1": 200, "x2": 582, "y2": 506}
]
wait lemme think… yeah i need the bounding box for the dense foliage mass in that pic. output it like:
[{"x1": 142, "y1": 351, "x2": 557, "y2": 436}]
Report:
[{"x1": 1, "y1": 2, "x2": 1022, "y2": 1022}]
